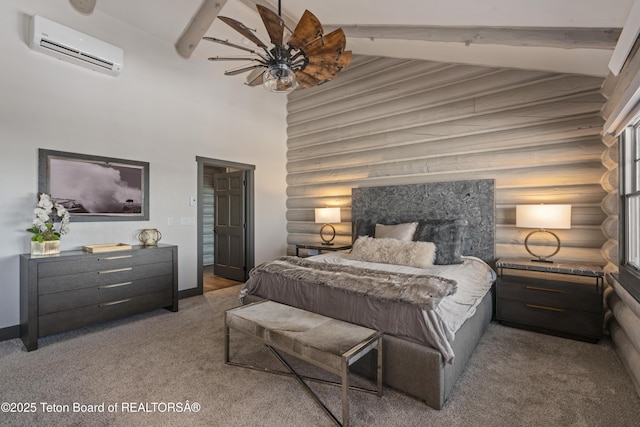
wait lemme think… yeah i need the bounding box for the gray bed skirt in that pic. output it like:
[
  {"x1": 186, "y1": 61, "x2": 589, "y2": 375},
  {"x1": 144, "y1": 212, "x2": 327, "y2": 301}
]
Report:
[{"x1": 242, "y1": 288, "x2": 494, "y2": 409}]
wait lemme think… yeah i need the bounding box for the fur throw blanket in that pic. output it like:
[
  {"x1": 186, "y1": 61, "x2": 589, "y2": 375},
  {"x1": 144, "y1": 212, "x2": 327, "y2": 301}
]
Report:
[{"x1": 249, "y1": 256, "x2": 457, "y2": 310}]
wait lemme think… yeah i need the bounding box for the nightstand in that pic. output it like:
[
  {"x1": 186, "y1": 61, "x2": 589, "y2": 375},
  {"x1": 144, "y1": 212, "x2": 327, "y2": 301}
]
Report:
[
  {"x1": 295, "y1": 243, "x2": 352, "y2": 257},
  {"x1": 495, "y1": 258, "x2": 604, "y2": 343}
]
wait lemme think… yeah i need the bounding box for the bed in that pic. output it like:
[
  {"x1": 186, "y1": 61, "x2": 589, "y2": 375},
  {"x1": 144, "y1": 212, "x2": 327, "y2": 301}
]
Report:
[{"x1": 241, "y1": 179, "x2": 496, "y2": 409}]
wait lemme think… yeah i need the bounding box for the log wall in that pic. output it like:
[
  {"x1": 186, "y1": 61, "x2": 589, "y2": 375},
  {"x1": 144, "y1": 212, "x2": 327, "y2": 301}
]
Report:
[
  {"x1": 600, "y1": 39, "x2": 640, "y2": 397},
  {"x1": 286, "y1": 56, "x2": 607, "y2": 264}
]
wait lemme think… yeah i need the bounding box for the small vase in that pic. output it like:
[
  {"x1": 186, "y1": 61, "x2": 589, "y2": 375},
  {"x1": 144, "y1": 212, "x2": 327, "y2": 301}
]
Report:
[
  {"x1": 31, "y1": 240, "x2": 61, "y2": 256},
  {"x1": 137, "y1": 228, "x2": 162, "y2": 246}
]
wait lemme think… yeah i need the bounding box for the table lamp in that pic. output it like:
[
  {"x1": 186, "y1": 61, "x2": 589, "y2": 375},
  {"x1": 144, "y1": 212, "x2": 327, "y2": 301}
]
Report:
[
  {"x1": 516, "y1": 204, "x2": 571, "y2": 263},
  {"x1": 315, "y1": 207, "x2": 341, "y2": 246}
]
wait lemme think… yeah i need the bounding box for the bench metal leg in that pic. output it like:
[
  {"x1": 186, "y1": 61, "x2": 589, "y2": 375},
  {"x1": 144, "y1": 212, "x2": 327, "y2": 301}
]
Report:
[
  {"x1": 269, "y1": 346, "x2": 342, "y2": 426},
  {"x1": 224, "y1": 315, "x2": 230, "y2": 364},
  {"x1": 342, "y1": 358, "x2": 350, "y2": 427},
  {"x1": 377, "y1": 340, "x2": 383, "y2": 397}
]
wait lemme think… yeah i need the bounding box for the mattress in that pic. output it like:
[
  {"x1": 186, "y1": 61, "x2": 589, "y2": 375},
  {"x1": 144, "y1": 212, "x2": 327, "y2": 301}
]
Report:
[{"x1": 240, "y1": 253, "x2": 495, "y2": 363}]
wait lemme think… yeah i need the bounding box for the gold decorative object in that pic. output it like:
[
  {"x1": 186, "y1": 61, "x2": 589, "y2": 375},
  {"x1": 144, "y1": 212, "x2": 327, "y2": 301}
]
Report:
[
  {"x1": 138, "y1": 228, "x2": 162, "y2": 246},
  {"x1": 30, "y1": 240, "x2": 60, "y2": 256}
]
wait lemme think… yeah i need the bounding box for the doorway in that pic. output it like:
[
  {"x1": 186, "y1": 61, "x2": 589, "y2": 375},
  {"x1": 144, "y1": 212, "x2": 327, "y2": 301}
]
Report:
[{"x1": 196, "y1": 156, "x2": 255, "y2": 295}]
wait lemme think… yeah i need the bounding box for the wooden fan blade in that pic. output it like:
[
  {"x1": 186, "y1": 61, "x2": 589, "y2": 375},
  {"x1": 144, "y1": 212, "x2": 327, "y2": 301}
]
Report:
[
  {"x1": 303, "y1": 29, "x2": 347, "y2": 57},
  {"x1": 218, "y1": 16, "x2": 267, "y2": 48},
  {"x1": 302, "y1": 63, "x2": 336, "y2": 81},
  {"x1": 295, "y1": 70, "x2": 321, "y2": 88},
  {"x1": 334, "y1": 50, "x2": 352, "y2": 72},
  {"x1": 208, "y1": 56, "x2": 262, "y2": 62},
  {"x1": 305, "y1": 50, "x2": 352, "y2": 80},
  {"x1": 203, "y1": 37, "x2": 259, "y2": 54},
  {"x1": 246, "y1": 68, "x2": 264, "y2": 86},
  {"x1": 224, "y1": 64, "x2": 263, "y2": 76},
  {"x1": 288, "y1": 10, "x2": 323, "y2": 49},
  {"x1": 257, "y1": 5, "x2": 285, "y2": 46},
  {"x1": 69, "y1": 0, "x2": 96, "y2": 15}
]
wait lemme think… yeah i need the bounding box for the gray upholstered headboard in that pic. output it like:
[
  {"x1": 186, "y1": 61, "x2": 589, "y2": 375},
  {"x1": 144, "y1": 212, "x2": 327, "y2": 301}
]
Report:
[{"x1": 351, "y1": 179, "x2": 495, "y2": 265}]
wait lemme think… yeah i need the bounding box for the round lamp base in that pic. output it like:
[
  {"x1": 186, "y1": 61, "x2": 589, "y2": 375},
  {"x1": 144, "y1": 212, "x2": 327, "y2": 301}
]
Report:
[
  {"x1": 524, "y1": 229, "x2": 561, "y2": 263},
  {"x1": 319, "y1": 223, "x2": 336, "y2": 246}
]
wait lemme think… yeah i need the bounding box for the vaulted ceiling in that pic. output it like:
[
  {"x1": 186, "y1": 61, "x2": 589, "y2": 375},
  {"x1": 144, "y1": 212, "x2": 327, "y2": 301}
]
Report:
[{"x1": 89, "y1": 0, "x2": 634, "y2": 77}]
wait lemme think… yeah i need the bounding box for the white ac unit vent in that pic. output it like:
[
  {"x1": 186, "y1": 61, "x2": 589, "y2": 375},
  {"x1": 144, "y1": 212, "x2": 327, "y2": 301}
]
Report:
[{"x1": 29, "y1": 15, "x2": 123, "y2": 76}]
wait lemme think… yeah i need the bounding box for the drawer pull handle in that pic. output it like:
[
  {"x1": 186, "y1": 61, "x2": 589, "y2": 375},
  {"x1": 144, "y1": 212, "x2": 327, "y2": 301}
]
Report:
[
  {"x1": 98, "y1": 267, "x2": 133, "y2": 274},
  {"x1": 99, "y1": 299, "x2": 132, "y2": 307},
  {"x1": 526, "y1": 286, "x2": 565, "y2": 294},
  {"x1": 98, "y1": 255, "x2": 133, "y2": 261},
  {"x1": 526, "y1": 303, "x2": 565, "y2": 313},
  {"x1": 98, "y1": 282, "x2": 132, "y2": 289}
]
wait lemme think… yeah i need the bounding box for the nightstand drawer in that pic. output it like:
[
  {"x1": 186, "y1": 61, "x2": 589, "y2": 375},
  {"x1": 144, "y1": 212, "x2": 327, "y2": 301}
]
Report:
[
  {"x1": 497, "y1": 275, "x2": 601, "y2": 313},
  {"x1": 496, "y1": 299, "x2": 602, "y2": 338}
]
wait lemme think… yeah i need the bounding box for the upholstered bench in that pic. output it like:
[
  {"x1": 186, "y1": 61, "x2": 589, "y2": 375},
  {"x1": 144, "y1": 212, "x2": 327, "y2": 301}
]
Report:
[{"x1": 224, "y1": 300, "x2": 383, "y2": 427}]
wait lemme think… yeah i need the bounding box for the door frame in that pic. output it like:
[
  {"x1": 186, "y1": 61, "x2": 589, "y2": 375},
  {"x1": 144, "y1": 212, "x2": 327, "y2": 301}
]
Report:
[{"x1": 184, "y1": 156, "x2": 255, "y2": 298}]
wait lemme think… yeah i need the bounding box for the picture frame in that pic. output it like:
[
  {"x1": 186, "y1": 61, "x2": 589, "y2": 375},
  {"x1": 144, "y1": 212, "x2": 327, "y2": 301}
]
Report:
[{"x1": 38, "y1": 149, "x2": 149, "y2": 222}]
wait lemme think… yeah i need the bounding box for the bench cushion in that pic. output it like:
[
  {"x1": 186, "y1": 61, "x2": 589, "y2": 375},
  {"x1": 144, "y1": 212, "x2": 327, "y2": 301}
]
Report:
[{"x1": 226, "y1": 301, "x2": 378, "y2": 373}]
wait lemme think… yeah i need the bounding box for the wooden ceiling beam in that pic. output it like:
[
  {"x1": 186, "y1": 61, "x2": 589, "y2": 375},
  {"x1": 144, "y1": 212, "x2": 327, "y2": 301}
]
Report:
[
  {"x1": 324, "y1": 25, "x2": 621, "y2": 50},
  {"x1": 69, "y1": 0, "x2": 96, "y2": 15},
  {"x1": 237, "y1": 0, "x2": 297, "y2": 29},
  {"x1": 175, "y1": 0, "x2": 228, "y2": 58}
]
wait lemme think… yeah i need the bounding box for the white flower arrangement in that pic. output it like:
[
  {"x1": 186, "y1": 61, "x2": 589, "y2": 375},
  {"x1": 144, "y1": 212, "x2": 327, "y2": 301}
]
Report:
[{"x1": 26, "y1": 193, "x2": 70, "y2": 242}]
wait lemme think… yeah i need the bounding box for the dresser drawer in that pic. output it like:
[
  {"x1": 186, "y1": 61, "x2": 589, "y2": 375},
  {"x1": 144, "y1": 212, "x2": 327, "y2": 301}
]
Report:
[
  {"x1": 497, "y1": 275, "x2": 601, "y2": 313},
  {"x1": 38, "y1": 289, "x2": 174, "y2": 337},
  {"x1": 37, "y1": 249, "x2": 173, "y2": 278},
  {"x1": 39, "y1": 262, "x2": 173, "y2": 294},
  {"x1": 39, "y1": 275, "x2": 173, "y2": 315},
  {"x1": 496, "y1": 298, "x2": 602, "y2": 338}
]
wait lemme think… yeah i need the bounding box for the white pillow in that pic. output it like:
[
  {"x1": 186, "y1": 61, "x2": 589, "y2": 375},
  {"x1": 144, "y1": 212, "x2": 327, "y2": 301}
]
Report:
[
  {"x1": 350, "y1": 236, "x2": 436, "y2": 268},
  {"x1": 375, "y1": 222, "x2": 418, "y2": 241}
]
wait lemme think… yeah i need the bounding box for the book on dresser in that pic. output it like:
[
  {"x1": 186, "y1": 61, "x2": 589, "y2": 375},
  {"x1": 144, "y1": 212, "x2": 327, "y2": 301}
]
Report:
[{"x1": 20, "y1": 244, "x2": 178, "y2": 351}]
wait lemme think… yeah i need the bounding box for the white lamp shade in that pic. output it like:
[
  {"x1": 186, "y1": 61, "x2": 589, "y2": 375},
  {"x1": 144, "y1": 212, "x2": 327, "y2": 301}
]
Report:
[
  {"x1": 315, "y1": 207, "x2": 341, "y2": 224},
  {"x1": 516, "y1": 204, "x2": 571, "y2": 229}
]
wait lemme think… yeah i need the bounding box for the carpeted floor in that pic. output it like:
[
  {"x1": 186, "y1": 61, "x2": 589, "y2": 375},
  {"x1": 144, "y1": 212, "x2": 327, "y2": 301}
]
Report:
[{"x1": 0, "y1": 284, "x2": 638, "y2": 427}]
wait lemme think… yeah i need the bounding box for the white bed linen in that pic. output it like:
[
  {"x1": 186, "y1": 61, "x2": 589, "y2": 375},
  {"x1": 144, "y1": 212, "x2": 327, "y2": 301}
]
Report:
[{"x1": 306, "y1": 252, "x2": 496, "y2": 362}]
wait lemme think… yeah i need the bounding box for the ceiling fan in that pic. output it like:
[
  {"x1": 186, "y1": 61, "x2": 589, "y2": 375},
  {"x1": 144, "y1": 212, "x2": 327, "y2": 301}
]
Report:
[{"x1": 205, "y1": 1, "x2": 352, "y2": 93}]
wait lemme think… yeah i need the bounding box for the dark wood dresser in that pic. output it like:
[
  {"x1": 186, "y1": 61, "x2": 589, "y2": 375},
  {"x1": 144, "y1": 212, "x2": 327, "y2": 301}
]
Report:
[
  {"x1": 496, "y1": 258, "x2": 604, "y2": 342},
  {"x1": 20, "y1": 244, "x2": 178, "y2": 351}
]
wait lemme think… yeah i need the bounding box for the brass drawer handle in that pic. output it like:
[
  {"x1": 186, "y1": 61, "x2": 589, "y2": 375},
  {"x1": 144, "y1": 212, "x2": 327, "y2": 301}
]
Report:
[
  {"x1": 99, "y1": 298, "x2": 132, "y2": 307},
  {"x1": 526, "y1": 303, "x2": 565, "y2": 313},
  {"x1": 98, "y1": 267, "x2": 133, "y2": 274},
  {"x1": 98, "y1": 282, "x2": 132, "y2": 289},
  {"x1": 525, "y1": 285, "x2": 565, "y2": 294},
  {"x1": 98, "y1": 255, "x2": 133, "y2": 261}
]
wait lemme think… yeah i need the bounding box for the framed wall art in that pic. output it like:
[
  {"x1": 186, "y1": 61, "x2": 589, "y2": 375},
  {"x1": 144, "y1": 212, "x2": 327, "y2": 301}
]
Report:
[{"x1": 38, "y1": 149, "x2": 149, "y2": 222}]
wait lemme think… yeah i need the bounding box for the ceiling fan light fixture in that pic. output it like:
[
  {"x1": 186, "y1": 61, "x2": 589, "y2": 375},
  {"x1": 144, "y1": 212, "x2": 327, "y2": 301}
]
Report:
[
  {"x1": 205, "y1": 4, "x2": 351, "y2": 92},
  {"x1": 263, "y1": 62, "x2": 297, "y2": 92}
]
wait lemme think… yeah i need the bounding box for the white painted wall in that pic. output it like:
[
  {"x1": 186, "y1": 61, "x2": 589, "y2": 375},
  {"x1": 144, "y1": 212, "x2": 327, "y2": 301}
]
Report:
[{"x1": 0, "y1": 0, "x2": 288, "y2": 330}]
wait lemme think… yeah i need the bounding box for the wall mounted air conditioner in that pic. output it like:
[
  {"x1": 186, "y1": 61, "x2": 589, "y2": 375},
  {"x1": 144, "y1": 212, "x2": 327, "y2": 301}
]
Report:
[{"x1": 29, "y1": 15, "x2": 123, "y2": 76}]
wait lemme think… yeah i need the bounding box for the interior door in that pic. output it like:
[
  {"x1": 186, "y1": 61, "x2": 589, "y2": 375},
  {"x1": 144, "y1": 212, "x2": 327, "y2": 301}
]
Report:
[{"x1": 213, "y1": 170, "x2": 246, "y2": 281}]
